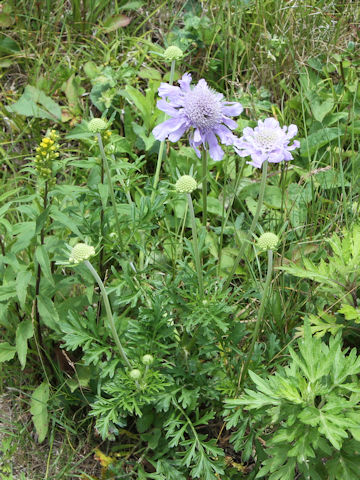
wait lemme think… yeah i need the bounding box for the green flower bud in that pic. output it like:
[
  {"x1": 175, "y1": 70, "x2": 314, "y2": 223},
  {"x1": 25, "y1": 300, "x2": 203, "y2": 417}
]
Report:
[
  {"x1": 69, "y1": 243, "x2": 96, "y2": 264},
  {"x1": 257, "y1": 232, "x2": 279, "y2": 251},
  {"x1": 164, "y1": 45, "x2": 183, "y2": 62},
  {"x1": 129, "y1": 369, "x2": 141, "y2": 380},
  {"x1": 88, "y1": 118, "x2": 107, "y2": 133},
  {"x1": 141, "y1": 354, "x2": 154, "y2": 365},
  {"x1": 175, "y1": 175, "x2": 197, "y2": 194}
]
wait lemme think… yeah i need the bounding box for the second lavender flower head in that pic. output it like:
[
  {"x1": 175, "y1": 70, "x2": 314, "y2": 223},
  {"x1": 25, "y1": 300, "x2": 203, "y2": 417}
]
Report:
[
  {"x1": 234, "y1": 117, "x2": 300, "y2": 168},
  {"x1": 152, "y1": 73, "x2": 243, "y2": 161}
]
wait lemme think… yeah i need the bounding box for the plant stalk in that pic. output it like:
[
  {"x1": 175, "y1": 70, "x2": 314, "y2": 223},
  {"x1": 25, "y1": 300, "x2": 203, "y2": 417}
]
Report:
[
  {"x1": 97, "y1": 133, "x2": 123, "y2": 250},
  {"x1": 84, "y1": 260, "x2": 131, "y2": 369},
  {"x1": 201, "y1": 149, "x2": 208, "y2": 227},
  {"x1": 187, "y1": 193, "x2": 204, "y2": 298}
]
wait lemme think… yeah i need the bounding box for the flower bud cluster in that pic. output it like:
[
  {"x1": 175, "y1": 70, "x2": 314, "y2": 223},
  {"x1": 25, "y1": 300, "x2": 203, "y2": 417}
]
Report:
[
  {"x1": 164, "y1": 45, "x2": 183, "y2": 62},
  {"x1": 175, "y1": 175, "x2": 197, "y2": 194},
  {"x1": 69, "y1": 243, "x2": 95, "y2": 264},
  {"x1": 257, "y1": 232, "x2": 279, "y2": 251},
  {"x1": 34, "y1": 130, "x2": 59, "y2": 184}
]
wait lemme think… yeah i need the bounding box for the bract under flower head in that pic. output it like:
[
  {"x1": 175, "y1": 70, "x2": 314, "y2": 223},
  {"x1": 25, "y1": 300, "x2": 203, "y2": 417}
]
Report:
[
  {"x1": 152, "y1": 73, "x2": 243, "y2": 161},
  {"x1": 234, "y1": 117, "x2": 300, "y2": 169}
]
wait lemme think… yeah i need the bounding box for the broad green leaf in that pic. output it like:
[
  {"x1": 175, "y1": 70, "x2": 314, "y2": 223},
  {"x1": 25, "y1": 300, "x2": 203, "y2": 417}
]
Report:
[
  {"x1": 11, "y1": 221, "x2": 36, "y2": 254},
  {"x1": 30, "y1": 382, "x2": 49, "y2": 443},
  {"x1": 50, "y1": 206, "x2": 83, "y2": 237},
  {"x1": 311, "y1": 98, "x2": 334, "y2": 122},
  {"x1": 0, "y1": 342, "x2": 16, "y2": 362},
  {"x1": 0, "y1": 281, "x2": 17, "y2": 302},
  {"x1": 16, "y1": 270, "x2": 33, "y2": 309},
  {"x1": 16, "y1": 320, "x2": 34, "y2": 369},
  {"x1": 207, "y1": 197, "x2": 224, "y2": 216},
  {"x1": 98, "y1": 183, "x2": 109, "y2": 208},
  {"x1": 102, "y1": 14, "x2": 131, "y2": 32},
  {"x1": 35, "y1": 245, "x2": 54, "y2": 286},
  {"x1": 0, "y1": 36, "x2": 20, "y2": 54},
  {"x1": 37, "y1": 295, "x2": 59, "y2": 330},
  {"x1": 6, "y1": 85, "x2": 62, "y2": 122},
  {"x1": 264, "y1": 185, "x2": 283, "y2": 209},
  {"x1": 61, "y1": 74, "x2": 84, "y2": 115},
  {"x1": 300, "y1": 127, "x2": 341, "y2": 156}
]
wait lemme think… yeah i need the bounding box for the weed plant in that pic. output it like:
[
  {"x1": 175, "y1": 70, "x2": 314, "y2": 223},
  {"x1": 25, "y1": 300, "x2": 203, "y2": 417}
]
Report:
[{"x1": 0, "y1": 0, "x2": 359, "y2": 479}]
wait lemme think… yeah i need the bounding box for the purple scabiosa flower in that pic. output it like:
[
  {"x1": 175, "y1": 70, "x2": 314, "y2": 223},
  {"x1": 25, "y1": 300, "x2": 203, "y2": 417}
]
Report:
[
  {"x1": 152, "y1": 73, "x2": 243, "y2": 161},
  {"x1": 234, "y1": 117, "x2": 300, "y2": 168}
]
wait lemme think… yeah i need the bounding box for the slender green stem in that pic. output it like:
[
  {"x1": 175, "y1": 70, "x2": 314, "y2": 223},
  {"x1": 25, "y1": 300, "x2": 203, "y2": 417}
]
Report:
[
  {"x1": 201, "y1": 149, "x2": 208, "y2": 227},
  {"x1": 96, "y1": 133, "x2": 123, "y2": 250},
  {"x1": 84, "y1": 260, "x2": 131, "y2": 369},
  {"x1": 187, "y1": 193, "x2": 204, "y2": 298},
  {"x1": 238, "y1": 248, "x2": 274, "y2": 391},
  {"x1": 222, "y1": 160, "x2": 268, "y2": 292},
  {"x1": 151, "y1": 59, "x2": 176, "y2": 202}
]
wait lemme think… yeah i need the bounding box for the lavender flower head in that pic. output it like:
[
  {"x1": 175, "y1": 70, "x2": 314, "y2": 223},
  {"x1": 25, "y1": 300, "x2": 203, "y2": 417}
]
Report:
[
  {"x1": 234, "y1": 117, "x2": 300, "y2": 168},
  {"x1": 152, "y1": 73, "x2": 243, "y2": 161}
]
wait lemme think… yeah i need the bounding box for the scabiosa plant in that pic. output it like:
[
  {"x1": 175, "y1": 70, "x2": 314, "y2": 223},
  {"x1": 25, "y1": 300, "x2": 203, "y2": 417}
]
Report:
[
  {"x1": 153, "y1": 73, "x2": 243, "y2": 161},
  {"x1": 234, "y1": 117, "x2": 300, "y2": 169},
  {"x1": 223, "y1": 119, "x2": 299, "y2": 291},
  {"x1": 153, "y1": 73, "x2": 243, "y2": 225}
]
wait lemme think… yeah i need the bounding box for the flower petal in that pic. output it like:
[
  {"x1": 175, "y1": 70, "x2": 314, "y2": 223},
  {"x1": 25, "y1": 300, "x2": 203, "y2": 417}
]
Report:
[
  {"x1": 221, "y1": 116, "x2": 238, "y2": 130},
  {"x1": 178, "y1": 73, "x2": 192, "y2": 92},
  {"x1": 152, "y1": 117, "x2": 185, "y2": 141},
  {"x1": 168, "y1": 121, "x2": 190, "y2": 142},
  {"x1": 158, "y1": 83, "x2": 181, "y2": 99},
  {"x1": 222, "y1": 102, "x2": 243, "y2": 116},
  {"x1": 205, "y1": 131, "x2": 224, "y2": 161},
  {"x1": 214, "y1": 125, "x2": 237, "y2": 146},
  {"x1": 263, "y1": 117, "x2": 279, "y2": 129},
  {"x1": 156, "y1": 99, "x2": 180, "y2": 116}
]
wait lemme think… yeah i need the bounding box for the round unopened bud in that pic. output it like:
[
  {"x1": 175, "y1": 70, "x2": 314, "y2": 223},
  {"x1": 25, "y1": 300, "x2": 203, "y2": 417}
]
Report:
[
  {"x1": 257, "y1": 232, "x2": 279, "y2": 251},
  {"x1": 88, "y1": 118, "x2": 107, "y2": 133},
  {"x1": 175, "y1": 175, "x2": 197, "y2": 194},
  {"x1": 142, "y1": 354, "x2": 154, "y2": 365},
  {"x1": 69, "y1": 243, "x2": 95, "y2": 263},
  {"x1": 164, "y1": 45, "x2": 183, "y2": 62},
  {"x1": 129, "y1": 369, "x2": 141, "y2": 380}
]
